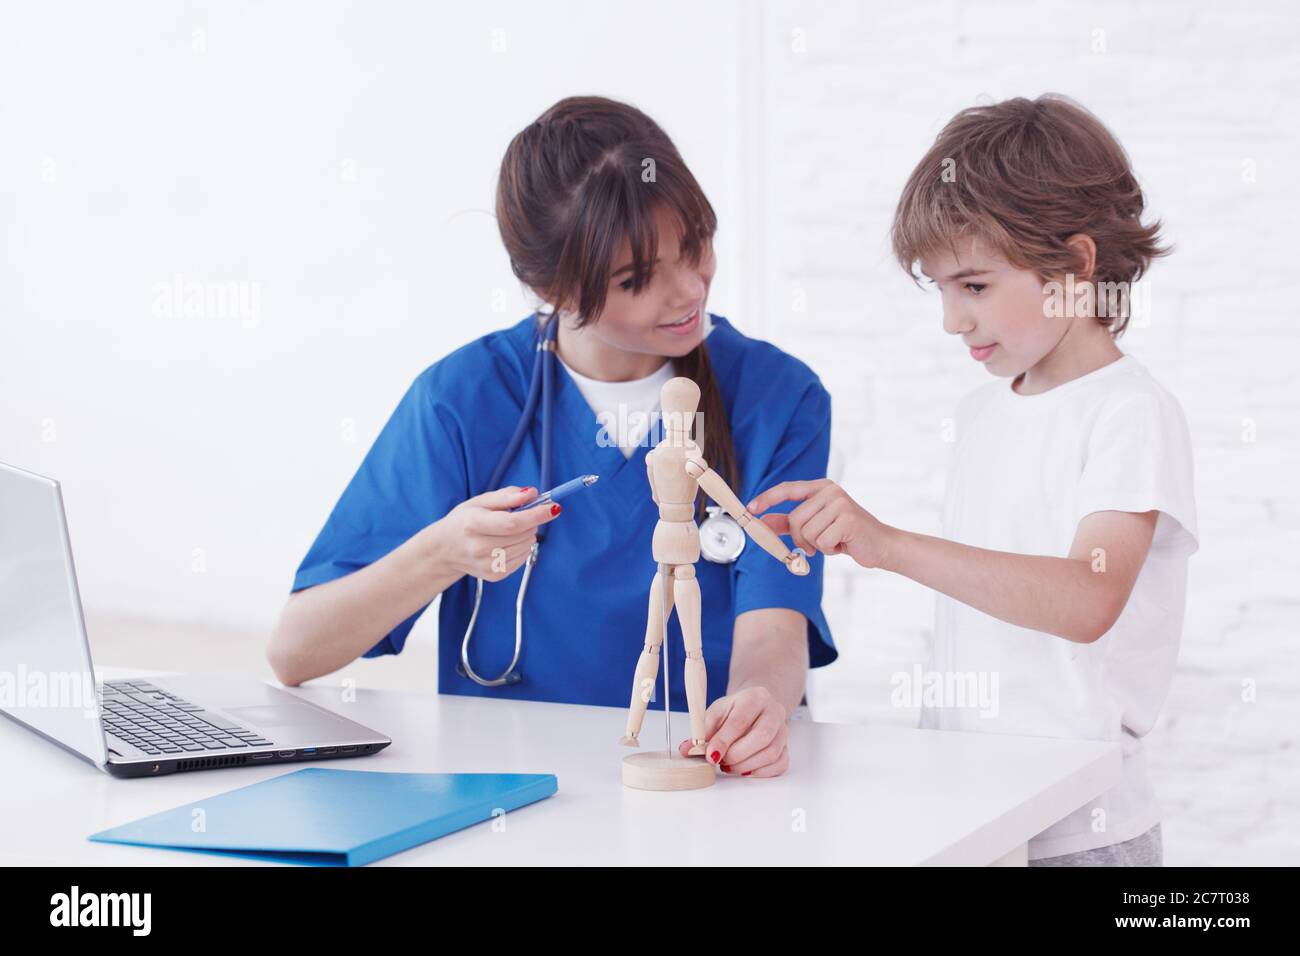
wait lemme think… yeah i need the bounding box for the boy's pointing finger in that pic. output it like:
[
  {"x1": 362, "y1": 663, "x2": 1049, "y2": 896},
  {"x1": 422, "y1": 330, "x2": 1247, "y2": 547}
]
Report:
[{"x1": 747, "y1": 480, "x2": 823, "y2": 515}]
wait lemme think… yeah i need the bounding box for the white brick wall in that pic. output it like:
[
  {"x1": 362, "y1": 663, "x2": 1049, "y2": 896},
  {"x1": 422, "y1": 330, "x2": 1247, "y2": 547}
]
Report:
[
  {"x1": 751, "y1": 0, "x2": 1300, "y2": 864},
  {"x1": 2, "y1": 0, "x2": 1294, "y2": 866}
]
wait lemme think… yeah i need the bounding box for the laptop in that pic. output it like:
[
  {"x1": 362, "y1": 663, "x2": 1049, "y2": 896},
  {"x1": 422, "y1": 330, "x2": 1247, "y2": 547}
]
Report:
[{"x1": 0, "y1": 461, "x2": 391, "y2": 778}]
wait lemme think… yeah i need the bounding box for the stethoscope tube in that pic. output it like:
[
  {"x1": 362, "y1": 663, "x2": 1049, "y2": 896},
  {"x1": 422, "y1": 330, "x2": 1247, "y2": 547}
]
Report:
[{"x1": 458, "y1": 313, "x2": 557, "y2": 687}]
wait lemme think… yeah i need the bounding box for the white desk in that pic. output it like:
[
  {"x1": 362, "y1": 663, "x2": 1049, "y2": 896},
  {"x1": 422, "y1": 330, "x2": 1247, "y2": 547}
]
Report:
[{"x1": 1, "y1": 667, "x2": 1119, "y2": 866}]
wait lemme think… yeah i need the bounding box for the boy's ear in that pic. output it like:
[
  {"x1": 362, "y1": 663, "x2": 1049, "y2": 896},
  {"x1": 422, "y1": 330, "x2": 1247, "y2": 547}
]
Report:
[{"x1": 1064, "y1": 233, "x2": 1097, "y2": 283}]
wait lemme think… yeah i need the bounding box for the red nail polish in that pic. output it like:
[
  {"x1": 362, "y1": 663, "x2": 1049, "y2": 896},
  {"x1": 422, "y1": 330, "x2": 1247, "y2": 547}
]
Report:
[
  {"x1": 550, "y1": 503, "x2": 561, "y2": 516},
  {"x1": 721, "y1": 764, "x2": 731, "y2": 773},
  {"x1": 710, "y1": 750, "x2": 721, "y2": 763},
  {"x1": 742, "y1": 771, "x2": 752, "y2": 777}
]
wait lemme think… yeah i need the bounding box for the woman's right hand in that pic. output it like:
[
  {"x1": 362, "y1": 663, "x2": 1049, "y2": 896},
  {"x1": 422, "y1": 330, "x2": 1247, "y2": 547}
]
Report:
[{"x1": 426, "y1": 486, "x2": 563, "y2": 582}]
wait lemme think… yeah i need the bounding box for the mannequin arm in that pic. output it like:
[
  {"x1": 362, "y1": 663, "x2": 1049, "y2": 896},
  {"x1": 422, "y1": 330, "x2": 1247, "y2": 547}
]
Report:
[{"x1": 684, "y1": 456, "x2": 809, "y2": 575}]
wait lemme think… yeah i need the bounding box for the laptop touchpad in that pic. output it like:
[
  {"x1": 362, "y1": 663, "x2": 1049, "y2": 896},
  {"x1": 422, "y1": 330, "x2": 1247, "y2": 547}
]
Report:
[{"x1": 225, "y1": 704, "x2": 329, "y2": 729}]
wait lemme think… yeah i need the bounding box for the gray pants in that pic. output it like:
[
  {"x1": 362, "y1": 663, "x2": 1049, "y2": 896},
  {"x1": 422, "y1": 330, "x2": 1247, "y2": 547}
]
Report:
[{"x1": 1029, "y1": 823, "x2": 1163, "y2": 867}]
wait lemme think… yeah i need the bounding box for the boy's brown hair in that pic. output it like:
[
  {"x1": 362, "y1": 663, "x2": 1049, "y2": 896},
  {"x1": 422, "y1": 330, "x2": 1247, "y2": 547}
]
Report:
[{"x1": 891, "y1": 94, "x2": 1168, "y2": 336}]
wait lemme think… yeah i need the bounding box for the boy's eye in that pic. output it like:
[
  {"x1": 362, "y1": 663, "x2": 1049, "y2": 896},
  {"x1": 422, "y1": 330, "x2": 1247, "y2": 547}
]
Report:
[
  {"x1": 619, "y1": 278, "x2": 636, "y2": 292},
  {"x1": 965, "y1": 283, "x2": 986, "y2": 295}
]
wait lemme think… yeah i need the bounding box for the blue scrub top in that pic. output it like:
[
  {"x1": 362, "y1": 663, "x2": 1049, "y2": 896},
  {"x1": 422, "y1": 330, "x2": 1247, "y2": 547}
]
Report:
[{"x1": 292, "y1": 314, "x2": 836, "y2": 711}]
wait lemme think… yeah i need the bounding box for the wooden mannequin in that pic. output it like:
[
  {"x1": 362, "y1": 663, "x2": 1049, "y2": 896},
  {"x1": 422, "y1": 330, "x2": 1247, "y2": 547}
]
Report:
[{"x1": 620, "y1": 377, "x2": 809, "y2": 790}]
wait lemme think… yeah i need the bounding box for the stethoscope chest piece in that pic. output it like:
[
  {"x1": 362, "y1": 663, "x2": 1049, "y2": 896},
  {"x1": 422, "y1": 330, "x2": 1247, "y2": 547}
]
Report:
[{"x1": 699, "y1": 505, "x2": 745, "y2": 564}]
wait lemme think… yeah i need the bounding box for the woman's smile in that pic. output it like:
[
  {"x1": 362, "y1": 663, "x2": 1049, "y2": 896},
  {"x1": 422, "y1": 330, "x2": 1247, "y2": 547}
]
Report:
[{"x1": 658, "y1": 306, "x2": 701, "y2": 336}]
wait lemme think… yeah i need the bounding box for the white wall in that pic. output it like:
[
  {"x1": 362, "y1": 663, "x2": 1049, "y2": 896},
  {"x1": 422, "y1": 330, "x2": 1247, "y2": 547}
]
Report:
[
  {"x1": 0, "y1": 0, "x2": 756, "y2": 631},
  {"x1": 2, "y1": 0, "x2": 1297, "y2": 863}
]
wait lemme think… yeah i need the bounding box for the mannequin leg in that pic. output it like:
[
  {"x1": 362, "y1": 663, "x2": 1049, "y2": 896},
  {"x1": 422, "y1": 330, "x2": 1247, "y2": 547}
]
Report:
[
  {"x1": 620, "y1": 567, "x2": 674, "y2": 745},
  {"x1": 674, "y1": 565, "x2": 707, "y2": 756}
]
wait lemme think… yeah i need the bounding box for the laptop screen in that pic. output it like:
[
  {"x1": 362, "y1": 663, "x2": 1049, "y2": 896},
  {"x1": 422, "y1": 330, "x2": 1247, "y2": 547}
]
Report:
[{"x1": 0, "y1": 462, "x2": 107, "y2": 768}]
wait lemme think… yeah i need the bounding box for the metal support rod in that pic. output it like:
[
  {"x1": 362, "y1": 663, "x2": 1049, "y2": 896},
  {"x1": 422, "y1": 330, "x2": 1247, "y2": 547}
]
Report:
[{"x1": 661, "y1": 563, "x2": 671, "y2": 754}]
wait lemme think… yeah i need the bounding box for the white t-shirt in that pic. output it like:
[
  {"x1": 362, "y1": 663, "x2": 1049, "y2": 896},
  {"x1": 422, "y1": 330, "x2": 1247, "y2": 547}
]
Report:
[
  {"x1": 920, "y1": 353, "x2": 1198, "y2": 860},
  {"x1": 559, "y1": 356, "x2": 676, "y2": 458}
]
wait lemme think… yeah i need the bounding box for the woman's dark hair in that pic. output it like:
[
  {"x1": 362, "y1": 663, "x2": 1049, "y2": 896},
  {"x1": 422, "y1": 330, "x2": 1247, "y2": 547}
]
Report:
[{"x1": 495, "y1": 95, "x2": 736, "y2": 517}]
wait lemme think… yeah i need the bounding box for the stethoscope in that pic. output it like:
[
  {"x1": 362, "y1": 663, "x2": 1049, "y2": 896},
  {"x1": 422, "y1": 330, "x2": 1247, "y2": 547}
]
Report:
[{"x1": 457, "y1": 312, "x2": 745, "y2": 688}]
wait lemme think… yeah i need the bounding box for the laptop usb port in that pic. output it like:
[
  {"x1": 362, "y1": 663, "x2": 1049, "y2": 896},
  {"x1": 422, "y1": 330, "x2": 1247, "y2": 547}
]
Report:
[
  {"x1": 276, "y1": 750, "x2": 295, "y2": 758},
  {"x1": 340, "y1": 746, "x2": 358, "y2": 754},
  {"x1": 319, "y1": 747, "x2": 337, "y2": 755},
  {"x1": 301, "y1": 747, "x2": 317, "y2": 755}
]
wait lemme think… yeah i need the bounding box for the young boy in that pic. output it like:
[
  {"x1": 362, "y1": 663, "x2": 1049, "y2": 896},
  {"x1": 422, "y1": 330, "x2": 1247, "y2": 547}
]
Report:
[{"x1": 749, "y1": 95, "x2": 1197, "y2": 865}]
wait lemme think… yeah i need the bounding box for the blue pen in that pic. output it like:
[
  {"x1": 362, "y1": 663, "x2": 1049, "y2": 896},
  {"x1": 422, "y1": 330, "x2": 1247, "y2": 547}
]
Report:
[{"x1": 510, "y1": 474, "x2": 600, "y2": 511}]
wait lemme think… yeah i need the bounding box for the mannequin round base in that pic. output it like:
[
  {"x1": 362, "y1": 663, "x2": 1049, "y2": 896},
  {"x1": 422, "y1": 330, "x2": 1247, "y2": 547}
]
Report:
[{"x1": 622, "y1": 750, "x2": 717, "y2": 791}]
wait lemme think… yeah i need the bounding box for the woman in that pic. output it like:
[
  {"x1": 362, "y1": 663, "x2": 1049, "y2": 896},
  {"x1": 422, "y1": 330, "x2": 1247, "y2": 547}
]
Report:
[{"x1": 268, "y1": 96, "x2": 835, "y2": 778}]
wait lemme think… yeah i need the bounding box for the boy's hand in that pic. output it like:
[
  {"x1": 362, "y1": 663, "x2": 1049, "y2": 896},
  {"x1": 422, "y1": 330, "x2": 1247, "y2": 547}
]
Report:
[{"x1": 747, "y1": 479, "x2": 893, "y2": 569}]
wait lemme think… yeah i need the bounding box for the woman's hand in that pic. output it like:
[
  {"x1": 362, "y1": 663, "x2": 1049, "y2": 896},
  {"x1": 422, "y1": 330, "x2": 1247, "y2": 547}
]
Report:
[
  {"x1": 678, "y1": 685, "x2": 790, "y2": 777},
  {"x1": 748, "y1": 479, "x2": 895, "y2": 569},
  {"x1": 426, "y1": 486, "x2": 561, "y2": 582}
]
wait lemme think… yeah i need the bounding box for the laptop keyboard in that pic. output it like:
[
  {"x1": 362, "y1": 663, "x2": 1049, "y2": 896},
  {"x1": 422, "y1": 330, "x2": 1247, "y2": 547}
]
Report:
[{"x1": 99, "y1": 679, "x2": 274, "y2": 756}]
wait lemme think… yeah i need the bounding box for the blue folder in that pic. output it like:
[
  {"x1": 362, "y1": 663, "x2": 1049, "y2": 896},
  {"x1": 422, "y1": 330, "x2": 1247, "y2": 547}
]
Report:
[{"x1": 88, "y1": 767, "x2": 558, "y2": 866}]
